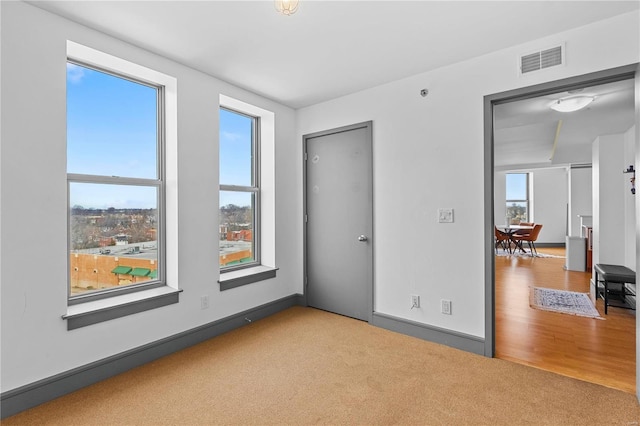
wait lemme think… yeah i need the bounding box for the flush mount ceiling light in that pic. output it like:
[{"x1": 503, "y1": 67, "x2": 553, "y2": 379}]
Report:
[
  {"x1": 549, "y1": 95, "x2": 595, "y2": 112},
  {"x1": 275, "y1": 0, "x2": 299, "y2": 15}
]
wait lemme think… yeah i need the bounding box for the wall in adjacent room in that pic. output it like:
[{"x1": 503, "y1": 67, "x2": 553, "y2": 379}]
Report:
[{"x1": 592, "y1": 134, "x2": 627, "y2": 276}]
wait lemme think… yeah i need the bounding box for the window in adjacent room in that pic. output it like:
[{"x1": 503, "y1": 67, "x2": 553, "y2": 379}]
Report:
[
  {"x1": 219, "y1": 108, "x2": 259, "y2": 270},
  {"x1": 67, "y1": 61, "x2": 164, "y2": 301},
  {"x1": 505, "y1": 172, "x2": 529, "y2": 224}
]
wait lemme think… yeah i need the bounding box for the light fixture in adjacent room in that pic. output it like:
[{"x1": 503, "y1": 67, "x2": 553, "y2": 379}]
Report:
[
  {"x1": 549, "y1": 95, "x2": 595, "y2": 112},
  {"x1": 275, "y1": 0, "x2": 299, "y2": 15}
]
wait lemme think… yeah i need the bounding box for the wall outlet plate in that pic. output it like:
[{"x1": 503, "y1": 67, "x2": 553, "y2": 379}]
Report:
[
  {"x1": 411, "y1": 295, "x2": 420, "y2": 309},
  {"x1": 441, "y1": 299, "x2": 452, "y2": 315},
  {"x1": 201, "y1": 295, "x2": 209, "y2": 310},
  {"x1": 438, "y1": 208, "x2": 454, "y2": 223}
]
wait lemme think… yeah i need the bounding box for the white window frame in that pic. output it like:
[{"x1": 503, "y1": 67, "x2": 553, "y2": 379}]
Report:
[
  {"x1": 66, "y1": 61, "x2": 165, "y2": 303},
  {"x1": 219, "y1": 107, "x2": 261, "y2": 271},
  {"x1": 505, "y1": 172, "x2": 530, "y2": 223},
  {"x1": 218, "y1": 95, "x2": 277, "y2": 290},
  {"x1": 63, "y1": 41, "x2": 179, "y2": 329}
]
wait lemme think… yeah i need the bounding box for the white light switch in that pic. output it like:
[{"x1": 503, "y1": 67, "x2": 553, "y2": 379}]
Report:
[{"x1": 438, "y1": 208, "x2": 454, "y2": 223}]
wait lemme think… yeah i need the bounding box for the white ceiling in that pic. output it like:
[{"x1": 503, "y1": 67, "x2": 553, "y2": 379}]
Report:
[
  {"x1": 494, "y1": 79, "x2": 636, "y2": 169},
  {"x1": 30, "y1": 0, "x2": 639, "y2": 109},
  {"x1": 29, "y1": 1, "x2": 638, "y2": 168}
]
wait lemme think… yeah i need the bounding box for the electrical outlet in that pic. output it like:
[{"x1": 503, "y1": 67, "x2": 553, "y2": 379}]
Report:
[
  {"x1": 201, "y1": 295, "x2": 209, "y2": 310},
  {"x1": 438, "y1": 208, "x2": 454, "y2": 223},
  {"x1": 441, "y1": 299, "x2": 452, "y2": 315},
  {"x1": 411, "y1": 295, "x2": 420, "y2": 309}
]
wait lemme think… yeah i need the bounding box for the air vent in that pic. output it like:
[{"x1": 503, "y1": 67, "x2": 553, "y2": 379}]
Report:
[{"x1": 520, "y1": 45, "x2": 563, "y2": 75}]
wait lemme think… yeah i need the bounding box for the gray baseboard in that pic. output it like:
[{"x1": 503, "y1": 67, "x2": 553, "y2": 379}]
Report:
[
  {"x1": 1, "y1": 294, "x2": 303, "y2": 419},
  {"x1": 535, "y1": 242, "x2": 565, "y2": 248},
  {"x1": 372, "y1": 312, "x2": 485, "y2": 355},
  {"x1": 3, "y1": 295, "x2": 484, "y2": 419}
]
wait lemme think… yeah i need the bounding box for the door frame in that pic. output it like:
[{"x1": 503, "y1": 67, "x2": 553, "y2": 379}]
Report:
[
  {"x1": 302, "y1": 121, "x2": 374, "y2": 322},
  {"x1": 484, "y1": 63, "x2": 640, "y2": 398}
]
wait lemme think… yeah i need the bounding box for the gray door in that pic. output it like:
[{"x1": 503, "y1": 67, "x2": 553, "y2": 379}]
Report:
[{"x1": 304, "y1": 122, "x2": 373, "y2": 321}]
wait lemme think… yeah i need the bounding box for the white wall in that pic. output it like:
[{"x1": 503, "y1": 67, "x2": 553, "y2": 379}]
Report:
[
  {"x1": 530, "y1": 168, "x2": 568, "y2": 243},
  {"x1": 494, "y1": 172, "x2": 507, "y2": 224},
  {"x1": 624, "y1": 126, "x2": 637, "y2": 269},
  {"x1": 297, "y1": 11, "x2": 639, "y2": 337},
  {"x1": 568, "y1": 167, "x2": 593, "y2": 237},
  {"x1": 592, "y1": 134, "x2": 627, "y2": 268},
  {"x1": 0, "y1": 2, "x2": 301, "y2": 392}
]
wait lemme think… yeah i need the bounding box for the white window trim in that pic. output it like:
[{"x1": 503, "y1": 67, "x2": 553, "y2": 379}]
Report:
[
  {"x1": 63, "y1": 41, "x2": 178, "y2": 327},
  {"x1": 219, "y1": 107, "x2": 261, "y2": 270},
  {"x1": 218, "y1": 95, "x2": 276, "y2": 289},
  {"x1": 506, "y1": 172, "x2": 530, "y2": 222}
]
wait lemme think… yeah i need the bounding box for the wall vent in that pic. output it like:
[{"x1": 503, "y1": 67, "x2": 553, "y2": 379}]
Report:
[{"x1": 520, "y1": 45, "x2": 563, "y2": 75}]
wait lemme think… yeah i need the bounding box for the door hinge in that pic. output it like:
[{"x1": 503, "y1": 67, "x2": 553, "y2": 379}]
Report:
[
  {"x1": 305, "y1": 214, "x2": 308, "y2": 223},
  {"x1": 304, "y1": 152, "x2": 308, "y2": 161}
]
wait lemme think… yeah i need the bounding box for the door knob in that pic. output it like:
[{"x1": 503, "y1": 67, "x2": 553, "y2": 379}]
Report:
[{"x1": 358, "y1": 235, "x2": 368, "y2": 242}]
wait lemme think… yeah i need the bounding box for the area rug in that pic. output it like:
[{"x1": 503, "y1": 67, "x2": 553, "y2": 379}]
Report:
[
  {"x1": 495, "y1": 248, "x2": 564, "y2": 258},
  {"x1": 530, "y1": 287, "x2": 602, "y2": 319}
]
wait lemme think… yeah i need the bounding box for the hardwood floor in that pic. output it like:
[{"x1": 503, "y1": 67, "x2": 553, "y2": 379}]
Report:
[{"x1": 495, "y1": 247, "x2": 637, "y2": 394}]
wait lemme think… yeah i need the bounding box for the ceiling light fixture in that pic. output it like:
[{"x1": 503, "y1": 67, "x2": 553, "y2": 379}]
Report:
[
  {"x1": 275, "y1": 0, "x2": 299, "y2": 16},
  {"x1": 549, "y1": 95, "x2": 595, "y2": 112}
]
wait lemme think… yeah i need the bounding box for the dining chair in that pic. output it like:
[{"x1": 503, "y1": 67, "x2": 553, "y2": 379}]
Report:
[
  {"x1": 513, "y1": 221, "x2": 533, "y2": 234},
  {"x1": 494, "y1": 226, "x2": 512, "y2": 253},
  {"x1": 511, "y1": 224, "x2": 543, "y2": 255}
]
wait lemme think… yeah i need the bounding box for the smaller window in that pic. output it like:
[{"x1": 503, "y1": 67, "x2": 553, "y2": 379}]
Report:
[
  {"x1": 219, "y1": 108, "x2": 259, "y2": 270},
  {"x1": 505, "y1": 173, "x2": 529, "y2": 224}
]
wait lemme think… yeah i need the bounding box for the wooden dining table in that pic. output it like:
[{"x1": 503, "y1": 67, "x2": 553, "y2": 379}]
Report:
[{"x1": 496, "y1": 224, "x2": 534, "y2": 235}]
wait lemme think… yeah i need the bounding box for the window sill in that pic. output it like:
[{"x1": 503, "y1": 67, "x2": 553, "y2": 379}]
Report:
[
  {"x1": 62, "y1": 286, "x2": 182, "y2": 330},
  {"x1": 218, "y1": 265, "x2": 278, "y2": 291}
]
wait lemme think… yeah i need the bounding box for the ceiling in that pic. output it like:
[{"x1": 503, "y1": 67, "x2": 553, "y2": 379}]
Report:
[
  {"x1": 494, "y1": 78, "x2": 636, "y2": 170},
  {"x1": 30, "y1": 0, "x2": 639, "y2": 109},
  {"x1": 29, "y1": 1, "x2": 638, "y2": 168}
]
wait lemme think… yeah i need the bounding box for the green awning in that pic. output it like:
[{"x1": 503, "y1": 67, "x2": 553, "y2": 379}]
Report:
[
  {"x1": 149, "y1": 270, "x2": 157, "y2": 279},
  {"x1": 111, "y1": 266, "x2": 132, "y2": 275},
  {"x1": 130, "y1": 267, "x2": 151, "y2": 277}
]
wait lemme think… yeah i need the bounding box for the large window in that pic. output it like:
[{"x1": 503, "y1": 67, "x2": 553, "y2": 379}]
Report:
[
  {"x1": 67, "y1": 62, "x2": 164, "y2": 301},
  {"x1": 219, "y1": 108, "x2": 259, "y2": 270},
  {"x1": 505, "y1": 173, "x2": 529, "y2": 224}
]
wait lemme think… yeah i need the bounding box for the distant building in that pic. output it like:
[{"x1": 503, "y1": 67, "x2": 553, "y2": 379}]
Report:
[{"x1": 114, "y1": 234, "x2": 129, "y2": 245}]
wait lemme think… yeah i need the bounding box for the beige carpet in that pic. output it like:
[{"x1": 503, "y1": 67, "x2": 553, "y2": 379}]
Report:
[{"x1": 4, "y1": 306, "x2": 640, "y2": 425}]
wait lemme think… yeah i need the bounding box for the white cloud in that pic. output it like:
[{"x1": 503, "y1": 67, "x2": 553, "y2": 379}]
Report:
[
  {"x1": 66, "y1": 63, "x2": 85, "y2": 83},
  {"x1": 221, "y1": 131, "x2": 244, "y2": 142}
]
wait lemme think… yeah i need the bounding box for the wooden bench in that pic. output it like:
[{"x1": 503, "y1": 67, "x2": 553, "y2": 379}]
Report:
[{"x1": 594, "y1": 264, "x2": 636, "y2": 314}]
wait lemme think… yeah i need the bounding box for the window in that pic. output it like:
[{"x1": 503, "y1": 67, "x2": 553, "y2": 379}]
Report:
[
  {"x1": 219, "y1": 108, "x2": 259, "y2": 270},
  {"x1": 67, "y1": 61, "x2": 164, "y2": 302},
  {"x1": 505, "y1": 173, "x2": 529, "y2": 224}
]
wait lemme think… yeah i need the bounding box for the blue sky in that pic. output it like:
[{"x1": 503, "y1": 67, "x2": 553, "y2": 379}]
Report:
[
  {"x1": 506, "y1": 173, "x2": 527, "y2": 200},
  {"x1": 67, "y1": 63, "x2": 252, "y2": 209},
  {"x1": 219, "y1": 108, "x2": 253, "y2": 207}
]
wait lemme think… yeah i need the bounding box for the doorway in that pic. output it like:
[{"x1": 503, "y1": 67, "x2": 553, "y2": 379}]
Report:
[
  {"x1": 484, "y1": 64, "x2": 640, "y2": 394},
  {"x1": 303, "y1": 121, "x2": 374, "y2": 322}
]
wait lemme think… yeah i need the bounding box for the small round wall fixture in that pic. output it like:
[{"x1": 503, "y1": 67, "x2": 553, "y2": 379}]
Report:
[
  {"x1": 420, "y1": 89, "x2": 429, "y2": 98},
  {"x1": 275, "y1": 0, "x2": 299, "y2": 15}
]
